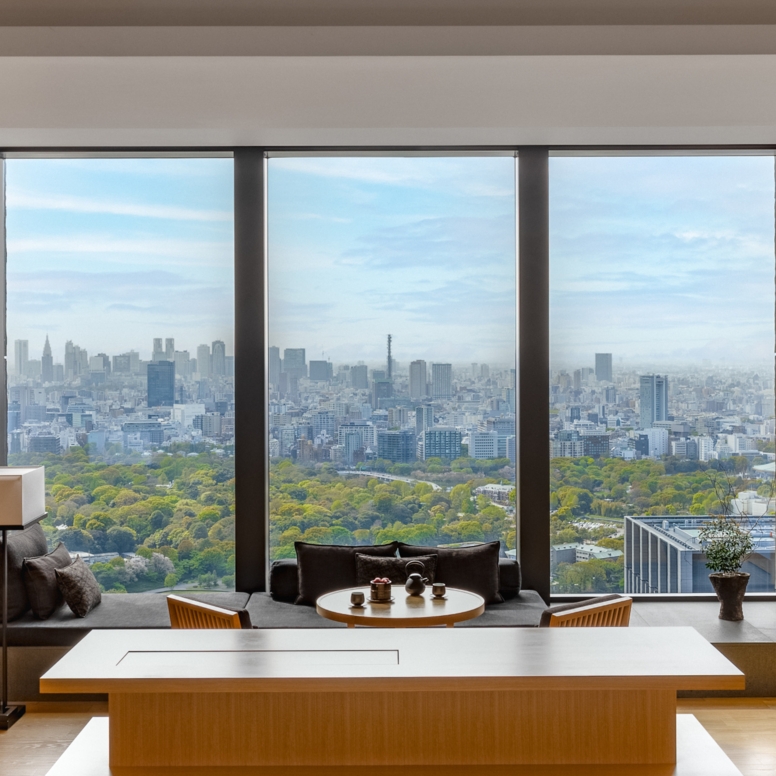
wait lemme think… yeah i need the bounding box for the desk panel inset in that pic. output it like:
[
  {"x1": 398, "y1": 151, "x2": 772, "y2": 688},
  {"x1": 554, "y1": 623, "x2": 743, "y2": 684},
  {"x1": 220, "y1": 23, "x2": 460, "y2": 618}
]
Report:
[{"x1": 118, "y1": 650, "x2": 399, "y2": 676}]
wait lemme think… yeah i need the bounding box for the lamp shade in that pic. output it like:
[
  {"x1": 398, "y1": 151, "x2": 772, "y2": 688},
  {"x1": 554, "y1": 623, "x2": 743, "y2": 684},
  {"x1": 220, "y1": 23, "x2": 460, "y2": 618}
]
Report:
[{"x1": 0, "y1": 467, "x2": 46, "y2": 527}]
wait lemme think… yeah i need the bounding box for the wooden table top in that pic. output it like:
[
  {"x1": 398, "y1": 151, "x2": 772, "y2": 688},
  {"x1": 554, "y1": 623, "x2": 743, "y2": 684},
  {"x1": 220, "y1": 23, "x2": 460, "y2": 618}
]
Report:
[
  {"x1": 40, "y1": 627, "x2": 745, "y2": 695},
  {"x1": 316, "y1": 586, "x2": 485, "y2": 627}
]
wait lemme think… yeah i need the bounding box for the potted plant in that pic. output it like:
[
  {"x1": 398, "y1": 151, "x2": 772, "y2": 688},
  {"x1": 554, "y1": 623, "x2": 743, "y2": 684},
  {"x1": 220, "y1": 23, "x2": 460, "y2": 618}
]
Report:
[
  {"x1": 699, "y1": 468, "x2": 760, "y2": 621},
  {"x1": 698, "y1": 515, "x2": 753, "y2": 621}
]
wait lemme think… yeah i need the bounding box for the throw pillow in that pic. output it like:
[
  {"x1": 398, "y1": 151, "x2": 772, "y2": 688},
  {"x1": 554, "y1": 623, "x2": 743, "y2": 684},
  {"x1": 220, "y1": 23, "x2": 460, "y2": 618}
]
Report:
[
  {"x1": 55, "y1": 557, "x2": 102, "y2": 617},
  {"x1": 355, "y1": 553, "x2": 438, "y2": 586},
  {"x1": 1, "y1": 523, "x2": 48, "y2": 621},
  {"x1": 23, "y1": 542, "x2": 73, "y2": 619},
  {"x1": 295, "y1": 542, "x2": 398, "y2": 605},
  {"x1": 398, "y1": 541, "x2": 502, "y2": 603}
]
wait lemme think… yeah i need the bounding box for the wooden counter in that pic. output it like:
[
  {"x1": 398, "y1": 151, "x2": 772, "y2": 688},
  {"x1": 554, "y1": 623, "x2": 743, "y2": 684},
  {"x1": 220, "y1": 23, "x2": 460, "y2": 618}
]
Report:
[{"x1": 41, "y1": 627, "x2": 744, "y2": 772}]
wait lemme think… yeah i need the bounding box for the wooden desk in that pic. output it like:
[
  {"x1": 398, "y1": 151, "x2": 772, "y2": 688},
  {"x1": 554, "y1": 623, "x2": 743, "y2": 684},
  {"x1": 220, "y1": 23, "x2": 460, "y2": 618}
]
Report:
[
  {"x1": 40, "y1": 627, "x2": 745, "y2": 775},
  {"x1": 316, "y1": 586, "x2": 485, "y2": 627}
]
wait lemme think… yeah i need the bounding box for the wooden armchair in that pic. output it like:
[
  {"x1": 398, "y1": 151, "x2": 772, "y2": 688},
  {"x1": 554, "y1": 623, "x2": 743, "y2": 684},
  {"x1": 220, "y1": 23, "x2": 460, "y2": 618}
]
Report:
[
  {"x1": 539, "y1": 594, "x2": 632, "y2": 628},
  {"x1": 167, "y1": 594, "x2": 252, "y2": 629}
]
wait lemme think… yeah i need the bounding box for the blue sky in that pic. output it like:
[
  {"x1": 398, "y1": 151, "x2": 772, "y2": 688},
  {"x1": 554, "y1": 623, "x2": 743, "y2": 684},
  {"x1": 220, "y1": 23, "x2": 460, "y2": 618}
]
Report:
[
  {"x1": 5, "y1": 158, "x2": 234, "y2": 363},
  {"x1": 6, "y1": 154, "x2": 772, "y2": 372},
  {"x1": 268, "y1": 156, "x2": 517, "y2": 367},
  {"x1": 550, "y1": 155, "x2": 775, "y2": 371}
]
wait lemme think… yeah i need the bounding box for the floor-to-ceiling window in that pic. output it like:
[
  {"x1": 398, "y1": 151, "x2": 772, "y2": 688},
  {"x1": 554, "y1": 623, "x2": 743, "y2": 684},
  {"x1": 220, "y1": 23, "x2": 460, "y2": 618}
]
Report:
[
  {"x1": 266, "y1": 155, "x2": 518, "y2": 561},
  {"x1": 549, "y1": 154, "x2": 776, "y2": 594},
  {"x1": 5, "y1": 156, "x2": 236, "y2": 593}
]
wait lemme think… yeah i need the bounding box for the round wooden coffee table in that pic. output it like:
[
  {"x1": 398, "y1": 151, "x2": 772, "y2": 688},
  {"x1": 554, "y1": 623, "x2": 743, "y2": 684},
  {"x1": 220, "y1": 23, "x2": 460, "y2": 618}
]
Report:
[{"x1": 316, "y1": 587, "x2": 485, "y2": 628}]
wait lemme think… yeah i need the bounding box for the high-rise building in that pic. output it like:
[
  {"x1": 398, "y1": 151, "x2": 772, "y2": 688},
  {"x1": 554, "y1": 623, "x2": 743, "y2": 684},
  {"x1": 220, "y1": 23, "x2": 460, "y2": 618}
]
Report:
[
  {"x1": 640, "y1": 374, "x2": 669, "y2": 429},
  {"x1": 432, "y1": 363, "x2": 452, "y2": 400},
  {"x1": 469, "y1": 431, "x2": 499, "y2": 459},
  {"x1": 147, "y1": 361, "x2": 175, "y2": 407},
  {"x1": 14, "y1": 340, "x2": 29, "y2": 377},
  {"x1": 415, "y1": 405, "x2": 434, "y2": 436},
  {"x1": 197, "y1": 344, "x2": 211, "y2": 376},
  {"x1": 165, "y1": 338, "x2": 175, "y2": 361},
  {"x1": 386, "y1": 334, "x2": 393, "y2": 381},
  {"x1": 377, "y1": 429, "x2": 416, "y2": 463},
  {"x1": 211, "y1": 340, "x2": 226, "y2": 375},
  {"x1": 573, "y1": 369, "x2": 582, "y2": 391},
  {"x1": 372, "y1": 379, "x2": 393, "y2": 408},
  {"x1": 174, "y1": 350, "x2": 190, "y2": 378},
  {"x1": 409, "y1": 360, "x2": 427, "y2": 400},
  {"x1": 64, "y1": 341, "x2": 87, "y2": 380},
  {"x1": 350, "y1": 364, "x2": 368, "y2": 389},
  {"x1": 41, "y1": 335, "x2": 54, "y2": 383},
  {"x1": 595, "y1": 353, "x2": 613, "y2": 383},
  {"x1": 283, "y1": 348, "x2": 307, "y2": 379},
  {"x1": 480, "y1": 364, "x2": 490, "y2": 379},
  {"x1": 309, "y1": 360, "x2": 333, "y2": 381},
  {"x1": 152, "y1": 338, "x2": 165, "y2": 362},
  {"x1": 422, "y1": 427, "x2": 462, "y2": 460},
  {"x1": 269, "y1": 346, "x2": 281, "y2": 386}
]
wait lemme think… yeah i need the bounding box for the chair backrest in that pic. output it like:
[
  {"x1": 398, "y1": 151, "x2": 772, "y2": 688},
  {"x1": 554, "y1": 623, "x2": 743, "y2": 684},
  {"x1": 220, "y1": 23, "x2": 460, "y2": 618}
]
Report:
[
  {"x1": 167, "y1": 594, "x2": 243, "y2": 629},
  {"x1": 544, "y1": 595, "x2": 632, "y2": 628}
]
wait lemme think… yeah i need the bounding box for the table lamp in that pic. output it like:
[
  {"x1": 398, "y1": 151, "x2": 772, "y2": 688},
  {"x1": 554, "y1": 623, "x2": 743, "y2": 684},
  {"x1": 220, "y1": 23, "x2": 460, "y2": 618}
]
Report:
[{"x1": 0, "y1": 466, "x2": 46, "y2": 730}]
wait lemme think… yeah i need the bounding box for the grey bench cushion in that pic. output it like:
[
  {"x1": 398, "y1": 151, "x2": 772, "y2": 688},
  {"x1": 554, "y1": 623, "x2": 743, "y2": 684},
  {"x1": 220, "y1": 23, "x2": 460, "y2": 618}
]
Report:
[
  {"x1": 246, "y1": 590, "x2": 546, "y2": 629},
  {"x1": 8, "y1": 592, "x2": 250, "y2": 647}
]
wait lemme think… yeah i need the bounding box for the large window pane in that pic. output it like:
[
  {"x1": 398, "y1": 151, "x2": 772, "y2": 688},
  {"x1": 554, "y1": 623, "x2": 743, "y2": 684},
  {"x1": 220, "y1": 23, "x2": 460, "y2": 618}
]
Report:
[
  {"x1": 550, "y1": 155, "x2": 776, "y2": 594},
  {"x1": 6, "y1": 158, "x2": 235, "y2": 593},
  {"x1": 268, "y1": 156, "x2": 517, "y2": 562}
]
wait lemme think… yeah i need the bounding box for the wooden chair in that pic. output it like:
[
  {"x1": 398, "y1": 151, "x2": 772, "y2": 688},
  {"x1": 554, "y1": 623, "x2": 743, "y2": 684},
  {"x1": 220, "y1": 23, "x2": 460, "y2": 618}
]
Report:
[
  {"x1": 167, "y1": 594, "x2": 244, "y2": 629},
  {"x1": 540, "y1": 594, "x2": 632, "y2": 628}
]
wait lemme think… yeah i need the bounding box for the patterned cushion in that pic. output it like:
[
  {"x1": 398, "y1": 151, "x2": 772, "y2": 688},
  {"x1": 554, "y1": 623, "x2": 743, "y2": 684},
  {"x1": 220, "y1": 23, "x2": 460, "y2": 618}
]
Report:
[
  {"x1": 23, "y1": 542, "x2": 73, "y2": 619},
  {"x1": 355, "y1": 554, "x2": 437, "y2": 585},
  {"x1": 55, "y1": 557, "x2": 102, "y2": 618}
]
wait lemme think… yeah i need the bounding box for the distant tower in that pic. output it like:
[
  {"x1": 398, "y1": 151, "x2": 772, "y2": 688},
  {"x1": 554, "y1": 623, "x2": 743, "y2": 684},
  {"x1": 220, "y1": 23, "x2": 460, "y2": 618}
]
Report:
[
  {"x1": 152, "y1": 338, "x2": 164, "y2": 362},
  {"x1": 14, "y1": 340, "x2": 29, "y2": 377},
  {"x1": 165, "y1": 338, "x2": 175, "y2": 361},
  {"x1": 387, "y1": 335, "x2": 392, "y2": 382},
  {"x1": 42, "y1": 335, "x2": 54, "y2": 383},
  {"x1": 640, "y1": 374, "x2": 669, "y2": 429},
  {"x1": 595, "y1": 353, "x2": 613, "y2": 382},
  {"x1": 409, "y1": 360, "x2": 427, "y2": 400}
]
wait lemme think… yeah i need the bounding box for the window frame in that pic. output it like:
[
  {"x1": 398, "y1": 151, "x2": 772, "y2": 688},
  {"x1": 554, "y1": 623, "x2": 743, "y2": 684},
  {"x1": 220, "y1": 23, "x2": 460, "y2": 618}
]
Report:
[{"x1": 2, "y1": 145, "x2": 775, "y2": 602}]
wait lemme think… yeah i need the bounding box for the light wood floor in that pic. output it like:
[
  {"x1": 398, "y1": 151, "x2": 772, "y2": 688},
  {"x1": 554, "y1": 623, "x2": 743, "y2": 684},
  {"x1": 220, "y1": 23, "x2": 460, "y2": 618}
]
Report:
[{"x1": 0, "y1": 700, "x2": 775, "y2": 776}]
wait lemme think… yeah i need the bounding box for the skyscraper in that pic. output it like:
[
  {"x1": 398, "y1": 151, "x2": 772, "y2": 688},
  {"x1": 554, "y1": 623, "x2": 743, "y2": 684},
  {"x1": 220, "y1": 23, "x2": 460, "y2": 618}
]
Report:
[
  {"x1": 415, "y1": 404, "x2": 434, "y2": 436},
  {"x1": 283, "y1": 348, "x2": 306, "y2": 379},
  {"x1": 350, "y1": 364, "x2": 368, "y2": 389},
  {"x1": 640, "y1": 374, "x2": 669, "y2": 429},
  {"x1": 409, "y1": 360, "x2": 427, "y2": 400},
  {"x1": 595, "y1": 353, "x2": 613, "y2": 383},
  {"x1": 197, "y1": 344, "x2": 211, "y2": 376},
  {"x1": 432, "y1": 363, "x2": 452, "y2": 400},
  {"x1": 152, "y1": 338, "x2": 164, "y2": 362},
  {"x1": 211, "y1": 340, "x2": 226, "y2": 376},
  {"x1": 148, "y1": 361, "x2": 175, "y2": 407},
  {"x1": 386, "y1": 334, "x2": 393, "y2": 382},
  {"x1": 309, "y1": 360, "x2": 332, "y2": 381},
  {"x1": 41, "y1": 335, "x2": 54, "y2": 383},
  {"x1": 14, "y1": 340, "x2": 29, "y2": 377},
  {"x1": 165, "y1": 338, "x2": 175, "y2": 361},
  {"x1": 269, "y1": 346, "x2": 281, "y2": 386}
]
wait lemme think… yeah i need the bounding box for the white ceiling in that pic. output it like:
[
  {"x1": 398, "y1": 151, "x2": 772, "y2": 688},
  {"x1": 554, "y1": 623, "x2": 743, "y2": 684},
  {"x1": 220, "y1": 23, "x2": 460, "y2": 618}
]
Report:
[{"x1": 2, "y1": 17, "x2": 776, "y2": 148}]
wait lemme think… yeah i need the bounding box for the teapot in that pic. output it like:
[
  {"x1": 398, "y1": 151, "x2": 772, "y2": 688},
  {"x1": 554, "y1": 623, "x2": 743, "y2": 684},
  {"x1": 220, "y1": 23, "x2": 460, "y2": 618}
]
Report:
[{"x1": 404, "y1": 560, "x2": 429, "y2": 596}]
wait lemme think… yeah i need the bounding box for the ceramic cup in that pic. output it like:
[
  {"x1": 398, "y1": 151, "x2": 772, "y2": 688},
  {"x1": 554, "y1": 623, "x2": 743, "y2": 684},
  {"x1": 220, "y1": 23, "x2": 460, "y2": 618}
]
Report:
[
  {"x1": 351, "y1": 591, "x2": 365, "y2": 606},
  {"x1": 432, "y1": 582, "x2": 446, "y2": 597}
]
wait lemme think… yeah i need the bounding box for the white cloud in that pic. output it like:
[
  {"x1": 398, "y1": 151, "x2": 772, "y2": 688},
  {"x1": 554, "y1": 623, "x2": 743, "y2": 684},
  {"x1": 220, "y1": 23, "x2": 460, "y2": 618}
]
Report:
[{"x1": 7, "y1": 190, "x2": 232, "y2": 222}]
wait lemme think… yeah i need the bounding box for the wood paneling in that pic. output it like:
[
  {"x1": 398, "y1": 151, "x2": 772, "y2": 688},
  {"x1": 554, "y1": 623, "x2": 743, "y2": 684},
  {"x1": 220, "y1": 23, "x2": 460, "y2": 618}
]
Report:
[{"x1": 109, "y1": 688, "x2": 676, "y2": 766}]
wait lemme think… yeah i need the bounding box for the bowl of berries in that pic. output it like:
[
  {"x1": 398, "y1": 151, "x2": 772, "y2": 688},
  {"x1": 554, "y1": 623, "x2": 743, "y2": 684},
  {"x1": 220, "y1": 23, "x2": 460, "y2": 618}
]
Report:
[{"x1": 369, "y1": 577, "x2": 393, "y2": 603}]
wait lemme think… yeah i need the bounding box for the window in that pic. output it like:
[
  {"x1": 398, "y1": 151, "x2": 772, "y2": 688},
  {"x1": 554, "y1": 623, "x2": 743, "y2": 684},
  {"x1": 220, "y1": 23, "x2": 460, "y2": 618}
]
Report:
[
  {"x1": 266, "y1": 156, "x2": 517, "y2": 560},
  {"x1": 549, "y1": 155, "x2": 776, "y2": 594},
  {"x1": 5, "y1": 157, "x2": 235, "y2": 593}
]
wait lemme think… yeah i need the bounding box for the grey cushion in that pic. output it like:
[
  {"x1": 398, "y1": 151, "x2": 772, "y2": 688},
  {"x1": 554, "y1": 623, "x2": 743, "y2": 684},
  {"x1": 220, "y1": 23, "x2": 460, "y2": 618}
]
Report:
[
  {"x1": 7, "y1": 591, "x2": 251, "y2": 647},
  {"x1": 294, "y1": 542, "x2": 398, "y2": 606},
  {"x1": 23, "y1": 542, "x2": 73, "y2": 619},
  {"x1": 455, "y1": 591, "x2": 548, "y2": 628},
  {"x1": 56, "y1": 557, "x2": 102, "y2": 617},
  {"x1": 355, "y1": 554, "x2": 437, "y2": 585},
  {"x1": 538, "y1": 594, "x2": 625, "y2": 628},
  {"x1": 398, "y1": 541, "x2": 503, "y2": 604},
  {"x1": 1, "y1": 524, "x2": 48, "y2": 621}
]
